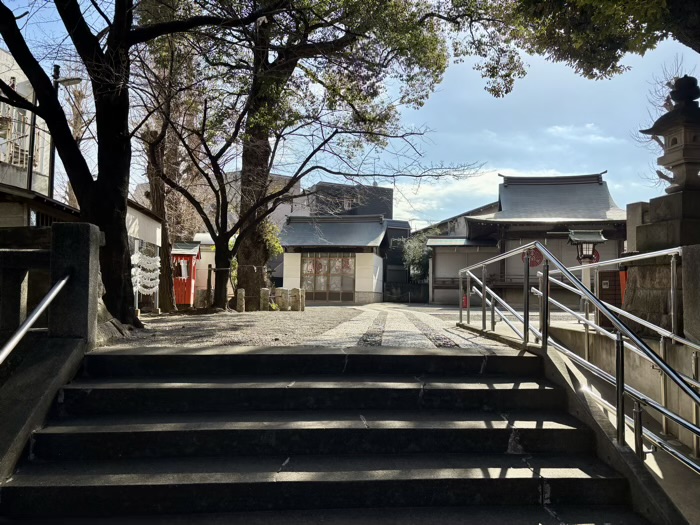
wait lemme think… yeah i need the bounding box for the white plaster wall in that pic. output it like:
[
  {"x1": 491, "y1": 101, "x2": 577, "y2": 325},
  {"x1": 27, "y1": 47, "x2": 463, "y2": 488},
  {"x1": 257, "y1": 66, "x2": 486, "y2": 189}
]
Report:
[
  {"x1": 126, "y1": 206, "x2": 162, "y2": 247},
  {"x1": 283, "y1": 253, "x2": 302, "y2": 289},
  {"x1": 355, "y1": 253, "x2": 383, "y2": 293},
  {"x1": 433, "y1": 247, "x2": 500, "y2": 278}
]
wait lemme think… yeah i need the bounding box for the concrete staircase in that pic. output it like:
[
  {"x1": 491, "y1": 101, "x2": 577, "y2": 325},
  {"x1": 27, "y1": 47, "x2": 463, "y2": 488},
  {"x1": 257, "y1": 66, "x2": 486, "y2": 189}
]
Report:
[{"x1": 0, "y1": 346, "x2": 650, "y2": 523}]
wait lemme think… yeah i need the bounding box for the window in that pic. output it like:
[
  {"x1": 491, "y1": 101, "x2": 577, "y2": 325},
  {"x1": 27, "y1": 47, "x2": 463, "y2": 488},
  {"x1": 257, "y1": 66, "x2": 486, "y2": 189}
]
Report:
[{"x1": 301, "y1": 252, "x2": 355, "y2": 302}]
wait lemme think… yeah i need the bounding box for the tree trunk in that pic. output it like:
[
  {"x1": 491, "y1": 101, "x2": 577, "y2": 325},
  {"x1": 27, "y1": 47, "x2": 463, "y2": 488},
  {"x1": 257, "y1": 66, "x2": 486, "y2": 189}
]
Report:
[
  {"x1": 145, "y1": 129, "x2": 177, "y2": 313},
  {"x1": 80, "y1": 71, "x2": 140, "y2": 326},
  {"x1": 237, "y1": 121, "x2": 272, "y2": 311},
  {"x1": 213, "y1": 242, "x2": 232, "y2": 309}
]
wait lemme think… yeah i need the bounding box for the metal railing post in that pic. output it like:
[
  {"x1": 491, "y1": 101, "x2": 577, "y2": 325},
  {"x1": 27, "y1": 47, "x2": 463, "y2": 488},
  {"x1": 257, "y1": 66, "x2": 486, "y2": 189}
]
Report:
[
  {"x1": 523, "y1": 251, "x2": 530, "y2": 347},
  {"x1": 466, "y1": 274, "x2": 471, "y2": 325},
  {"x1": 459, "y1": 272, "x2": 463, "y2": 324},
  {"x1": 693, "y1": 351, "x2": 699, "y2": 458},
  {"x1": 633, "y1": 400, "x2": 645, "y2": 460},
  {"x1": 616, "y1": 331, "x2": 626, "y2": 445},
  {"x1": 536, "y1": 272, "x2": 543, "y2": 344},
  {"x1": 671, "y1": 254, "x2": 678, "y2": 336},
  {"x1": 490, "y1": 292, "x2": 496, "y2": 331},
  {"x1": 584, "y1": 299, "x2": 590, "y2": 361},
  {"x1": 660, "y1": 337, "x2": 669, "y2": 435},
  {"x1": 481, "y1": 266, "x2": 487, "y2": 331},
  {"x1": 541, "y1": 261, "x2": 549, "y2": 353},
  {"x1": 594, "y1": 268, "x2": 601, "y2": 326}
]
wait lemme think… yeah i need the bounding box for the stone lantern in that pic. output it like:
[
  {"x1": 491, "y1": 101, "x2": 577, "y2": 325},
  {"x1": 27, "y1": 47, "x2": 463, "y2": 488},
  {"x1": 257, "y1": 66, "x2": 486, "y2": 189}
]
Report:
[
  {"x1": 641, "y1": 75, "x2": 700, "y2": 194},
  {"x1": 633, "y1": 75, "x2": 700, "y2": 251}
]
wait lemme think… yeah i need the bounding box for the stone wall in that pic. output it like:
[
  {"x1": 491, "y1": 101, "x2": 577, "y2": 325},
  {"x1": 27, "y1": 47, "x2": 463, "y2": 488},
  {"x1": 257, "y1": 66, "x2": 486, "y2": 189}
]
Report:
[
  {"x1": 622, "y1": 257, "x2": 681, "y2": 335},
  {"x1": 354, "y1": 291, "x2": 382, "y2": 304}
]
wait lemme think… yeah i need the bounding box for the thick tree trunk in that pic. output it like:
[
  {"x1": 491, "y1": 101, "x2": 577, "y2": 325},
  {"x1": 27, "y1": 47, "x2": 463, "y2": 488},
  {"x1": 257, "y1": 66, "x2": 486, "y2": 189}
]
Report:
[
  {"x1": 145, "y1": 129, "x2": 177, "y2": 313},
  {"x1": 213, "y1": 243, "x2": 232, "y2": 309},
  {"x1": 237, "y1": 123, "x2": 272, "y2": 312},
  {"x1": 80, "y1": 70, "x2": 140, "y2": 326}
]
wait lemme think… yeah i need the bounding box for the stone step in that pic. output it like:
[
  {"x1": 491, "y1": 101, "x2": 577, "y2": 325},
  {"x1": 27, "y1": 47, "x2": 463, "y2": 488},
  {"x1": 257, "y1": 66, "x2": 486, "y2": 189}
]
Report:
[
  {"x1": 82, "y1": 347, "x2": 542, "y2": 378},
  {"x1": 58, "y1": 376, "x2": 564, "y2": 415},
  {"x1": 32, "y1": 410, "x2": 592, "y2": 460},
  {"x1": 0, "y1": 454, "x2": 629, "y2": 518},
  {"x1": 0, "y1": 505, "x2": 652, "y2": 524}
]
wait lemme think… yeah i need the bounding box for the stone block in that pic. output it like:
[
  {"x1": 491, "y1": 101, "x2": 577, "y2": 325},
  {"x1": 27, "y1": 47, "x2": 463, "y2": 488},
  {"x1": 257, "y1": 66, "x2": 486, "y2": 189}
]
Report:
[
  {"x1": 300, "y1": 289, "x2": 305, "y2": 311},
  {"x1": 260, "y1": 288, "x2": 270, "y2": 311},
  {"x1": 48, "y1": 223, "x2": 101, "y2": 346},
  {"x1": 636, "y1": 219, "x2": 700, "y2": 252},
  {"x1": 236, "y1": 289, "x2": 245, "y2": 313},
  {"x1": 626, "y1": 202, "x2": 648, "y2": 252},
  {"x1": 290, "y1": 288, "x2": 301, "y2": 311},
  {"x1": 648, "y1": 191, "x2": 700, "y2": 222},
  {"x1": 682, "y1": 244, "x2": 700, "y2": 343},
  {"x1": 0, "y1": 268, "x2": 28, "y2": 331},
  {"x1": 277, "y1": 288, "x2": 290, "y2": 311}
]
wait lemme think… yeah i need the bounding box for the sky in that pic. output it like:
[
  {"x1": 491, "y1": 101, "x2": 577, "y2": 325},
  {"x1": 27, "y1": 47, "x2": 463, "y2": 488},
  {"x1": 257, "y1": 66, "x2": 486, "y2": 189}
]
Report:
[{"x1": 391, "y1": 38, "x2": 696, "y2": 229}]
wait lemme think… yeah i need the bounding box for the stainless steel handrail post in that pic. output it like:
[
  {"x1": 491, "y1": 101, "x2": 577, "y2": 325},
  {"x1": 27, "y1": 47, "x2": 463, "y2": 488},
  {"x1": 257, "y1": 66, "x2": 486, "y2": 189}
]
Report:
[
  {"x1": 660, "y1": 337, "x2": 669, "y2": 435},
  {"x1": 481, "y1": 266, "x2": 487, "y2": 331},
  {"x1": 693, "y1": 351, "x2": 699, "y2": 458},
  {"x1": 459, "y1": 273, "x2": 463, "y2": 324},
  {"x1": 616, "y1": 331, "x2": 626, "y2": 445},
  {"x1": 541, "y1": 261, "x2": 549, "y2": 353},
  {"x1": 633, "y1": 400, "x2": 645, "y2": 460},
  {"x1": 523, "y1": 250, "x2": 530, "y2": 347},
  {"x1": 594, "y1": 268, "x2": 600, "y2": 326},
  {"x1": 466, "y1": 274, "x2": 471, "y2": 325},
  {"x1": 536, "y1": 273, "x2": 543, "y2": 344},
  {"x1": 671, "y1": 254, "x2": 678, "y2": 336},
  {"x1": 584, "y1": 299, "x2": 590, "y2": 361},
  {"x1": 490, "y1": 290, "x2": 496, "y2": 331}
]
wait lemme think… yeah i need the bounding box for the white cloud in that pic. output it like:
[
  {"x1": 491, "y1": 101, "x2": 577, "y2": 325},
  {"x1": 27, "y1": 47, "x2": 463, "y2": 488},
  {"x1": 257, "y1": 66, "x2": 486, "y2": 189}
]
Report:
[
  {"x1": 545, "y1": 123, "x2": 623, "y2": 145},
  {"x1": 393, "y1": 167, "x2": 581, "y2": 229}
]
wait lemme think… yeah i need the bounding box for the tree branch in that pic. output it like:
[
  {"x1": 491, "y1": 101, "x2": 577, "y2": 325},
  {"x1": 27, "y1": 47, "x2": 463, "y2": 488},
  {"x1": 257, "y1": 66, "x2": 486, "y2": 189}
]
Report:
[{"x1": 128, "y1": 1, "x2": 289, "y2": 45}]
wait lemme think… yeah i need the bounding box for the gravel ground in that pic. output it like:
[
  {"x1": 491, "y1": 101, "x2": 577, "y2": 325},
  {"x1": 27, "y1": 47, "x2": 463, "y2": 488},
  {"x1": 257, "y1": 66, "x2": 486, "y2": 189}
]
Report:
[
  {"x1": 106, "y1": 303, "x2": 580, "y2": 351},
  {"x1": 113, "y1": 307, "x2": 364, "y2": 350}
]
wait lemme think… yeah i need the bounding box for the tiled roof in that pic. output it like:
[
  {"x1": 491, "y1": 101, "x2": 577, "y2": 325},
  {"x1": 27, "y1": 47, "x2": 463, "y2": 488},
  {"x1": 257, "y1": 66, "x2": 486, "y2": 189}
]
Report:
[
  {"x1": 466, "y1": 174, "x2": 626, "y2": 224},
  {"x1": 280, "y1": 215, "x2": 391, "y2": 247},
  {"x1": 172, "y1": 242, "x2": 201, "y2": 256}
]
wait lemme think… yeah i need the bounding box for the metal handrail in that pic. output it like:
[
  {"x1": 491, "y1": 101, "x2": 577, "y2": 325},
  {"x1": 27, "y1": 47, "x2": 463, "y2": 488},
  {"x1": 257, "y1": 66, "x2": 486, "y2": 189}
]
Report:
[
  {"x1": 0, "y1": 275, "x2": 69, "y2": 366},
  {"x1": 457, "y1": 240, "x2": 700, "y2": 467},
  {"x1": 549, "y1": 246, "x2": 682, "y2": 275},
  {"x1": 470, "y1": 287, "x2": 523, "y2": 339},
  {"x1": 585, "y1": 388, "x2": 700, "y2": 475},
  {"x1": 461, "y1": 240, "x2": 700, "y2": 407},
  {"x1": 544, "y1": 273, "x2": 700, "y2": 355},
  {"x1": 529, "y1": 286, "x2": 700, "y2": 391}
]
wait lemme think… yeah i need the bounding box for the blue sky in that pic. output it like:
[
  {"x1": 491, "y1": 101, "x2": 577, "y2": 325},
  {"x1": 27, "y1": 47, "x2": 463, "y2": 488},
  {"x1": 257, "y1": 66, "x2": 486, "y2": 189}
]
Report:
[{"x1": 393, "y1": 38, "x2": 695, "y2": 229}]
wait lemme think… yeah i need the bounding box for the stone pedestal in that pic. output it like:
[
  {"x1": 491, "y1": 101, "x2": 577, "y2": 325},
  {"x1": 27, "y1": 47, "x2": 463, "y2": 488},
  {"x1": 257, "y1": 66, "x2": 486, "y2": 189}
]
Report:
[
  {"x1": 260, "y1": 288, "x2": 270, "y2": 311},
  {"x1": 236, "y1": 289, "x2": 245, "y2": 313},
  {"x1": 636, "y1": 191, "x2": 700, "y2": 251},
  {"x1": 290, "y1": 288, "x2": 301, "y2": 311},
  {"x1": 277, "y1": 288, "x2": 290, "y2": 311},
  {"x1": 300, "y1": 289, "x2": 306, "y2": 311}
]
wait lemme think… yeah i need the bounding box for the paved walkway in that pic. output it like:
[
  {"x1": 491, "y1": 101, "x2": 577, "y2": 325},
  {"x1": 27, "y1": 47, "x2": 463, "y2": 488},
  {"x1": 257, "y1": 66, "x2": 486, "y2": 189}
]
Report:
[{"x1": 303, "y1": 304, "x2": 484, "y2": 349}]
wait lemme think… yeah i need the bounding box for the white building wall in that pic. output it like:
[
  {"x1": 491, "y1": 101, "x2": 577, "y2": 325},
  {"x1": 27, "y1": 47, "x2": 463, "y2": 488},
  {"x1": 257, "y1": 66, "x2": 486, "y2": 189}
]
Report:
[
  {"x1": 126, "y1": 206, "x2": 162, "y2": 247},
  {"x1": 355, "y1": 252, "x2": 383, "y2": 303},
  {"x1": 431, "y1": 246, "x2": 500, "y2": 304},
  {"x1": 282, "y1": 253, "x2": 302, "y2": 289}
]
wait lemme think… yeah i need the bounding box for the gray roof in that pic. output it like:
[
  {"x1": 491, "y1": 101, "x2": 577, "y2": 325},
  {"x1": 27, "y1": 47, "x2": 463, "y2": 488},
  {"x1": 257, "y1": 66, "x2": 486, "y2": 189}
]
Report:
[
  {"x1": 172, "y1": 242, "x2": 201, "y2": 256},
  {"x1": 568, "y1": 230, "x2": 607, "y2": 243},
  {"x1": 280, "y1": 215, "x2": 391, "y2": 248},
  {"x1": 426, "y1": 237, "x2": 497, "y2": 248},
  {"x1": 466, "y1": 174, "x2": 626, "y2": 224}
]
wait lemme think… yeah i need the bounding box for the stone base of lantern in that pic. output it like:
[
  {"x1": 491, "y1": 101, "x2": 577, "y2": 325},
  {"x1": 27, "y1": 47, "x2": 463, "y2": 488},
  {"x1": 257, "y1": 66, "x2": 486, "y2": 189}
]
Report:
[{"x1": 636, "y1": 191, "x2": 700, "y2": 251}]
